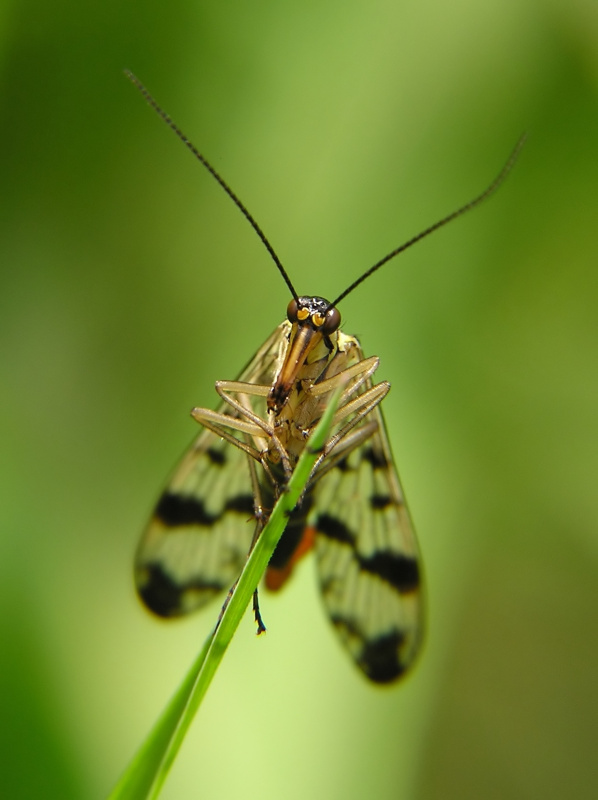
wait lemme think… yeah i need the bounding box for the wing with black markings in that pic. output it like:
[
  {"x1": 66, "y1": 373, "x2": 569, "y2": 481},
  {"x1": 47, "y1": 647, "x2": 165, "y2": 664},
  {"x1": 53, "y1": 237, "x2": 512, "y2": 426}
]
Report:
[
  {"x1": 312, "y1": 390, "x2": 422, "y2": 683},
  {"x1": 135, "y1": 323, "x2": 288, "y2": 616}
]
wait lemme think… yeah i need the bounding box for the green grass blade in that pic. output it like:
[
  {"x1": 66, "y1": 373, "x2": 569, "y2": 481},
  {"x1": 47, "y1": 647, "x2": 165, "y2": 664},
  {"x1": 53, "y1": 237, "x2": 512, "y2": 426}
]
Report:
[{"x1": 108, "y1": 384, "x2": 344, "y2": 800}]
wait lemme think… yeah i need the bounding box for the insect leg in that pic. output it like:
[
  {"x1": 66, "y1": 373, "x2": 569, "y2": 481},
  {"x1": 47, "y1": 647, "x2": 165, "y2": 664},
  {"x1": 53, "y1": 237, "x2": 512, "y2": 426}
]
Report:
[
  {"x1": 309, "y1": 420, "x2": 379, "y2": 481},
  {"x1": 307, "y1": 383, "x2": 390, "y2": 485},
  {"x1": 328, "y1": 381, "x2": 390, "y2": 432},
  {"x1": 309, "y1": 355, "x2": 380, "y2": 403},
  {"x1": 214, "y1": 381, "x2": 293, "y2": 477},
  {"x1": 190, "y1": 407, "x2": 264, "y2": 460}
]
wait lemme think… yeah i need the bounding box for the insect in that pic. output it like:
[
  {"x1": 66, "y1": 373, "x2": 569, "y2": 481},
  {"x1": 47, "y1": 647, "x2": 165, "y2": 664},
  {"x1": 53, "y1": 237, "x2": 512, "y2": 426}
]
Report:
[{"x1": 127, "y1": 71, "x2": 524, "y2": 683}]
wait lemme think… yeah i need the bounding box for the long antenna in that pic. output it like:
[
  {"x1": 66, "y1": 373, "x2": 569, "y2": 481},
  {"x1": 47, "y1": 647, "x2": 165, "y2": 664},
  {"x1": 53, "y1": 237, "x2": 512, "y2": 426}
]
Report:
[
  {"x1": 124, "y1": 70, "x2": 299, "y2": 301},
  {"x1": 329, "y1": 134, "x2": 527, "y2": 308},
  {"x1": 126, "y1": 70, "x2": 525, "y2": 310}
]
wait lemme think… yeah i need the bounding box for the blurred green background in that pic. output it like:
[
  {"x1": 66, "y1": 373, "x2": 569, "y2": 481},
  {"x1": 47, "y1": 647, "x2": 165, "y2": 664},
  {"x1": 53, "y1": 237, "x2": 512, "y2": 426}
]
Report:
[{"x1": 1, "y1": 1, "x2": 597, "y2": 798}]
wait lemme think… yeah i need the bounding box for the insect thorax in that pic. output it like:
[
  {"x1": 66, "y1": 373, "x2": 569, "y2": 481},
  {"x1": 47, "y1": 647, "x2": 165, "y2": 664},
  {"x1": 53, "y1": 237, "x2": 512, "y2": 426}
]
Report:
[{"x1": 267, "y1": 326, "x2": 359, "y2": 464}]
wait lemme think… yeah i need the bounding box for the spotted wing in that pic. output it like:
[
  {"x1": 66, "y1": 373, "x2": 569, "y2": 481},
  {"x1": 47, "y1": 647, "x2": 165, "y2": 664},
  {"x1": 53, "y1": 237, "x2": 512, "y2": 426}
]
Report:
[
  {"x1": 135, "y1": 323, "x2": 288, "y2": 617},
  {"x1": 312, "y1": 400, "x2": 423, "y2": 683}
]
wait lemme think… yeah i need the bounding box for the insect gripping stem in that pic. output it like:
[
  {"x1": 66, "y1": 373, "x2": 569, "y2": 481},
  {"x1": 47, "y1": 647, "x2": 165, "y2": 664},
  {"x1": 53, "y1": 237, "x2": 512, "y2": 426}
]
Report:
[{"x1": 129, "y1": 71, "x2": 525, "y2": 680}]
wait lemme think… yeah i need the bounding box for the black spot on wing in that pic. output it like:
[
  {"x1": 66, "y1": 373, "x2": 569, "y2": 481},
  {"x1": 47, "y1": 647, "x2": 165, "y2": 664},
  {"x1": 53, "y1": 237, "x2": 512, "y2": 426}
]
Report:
[
  {"x1": 317, "y1": 513, "x2": 353, "y2": 544},
  {"x1": 137, "y1": 563, "x2": 224, "y2": 617},
  {"x1": 224, "y1": 494, "x2": 255, "y2": 515},
  {"x1": 360, "y1": 630, "x2": 408, "y2": 683},
  {"x1": 137, "y1": 563, "x2": 182, "y2": 616},
  {"x1": 329, "y1": 616, "x2": 408, "y2": 683},
  {"x1": 156, "y1": 492, "x2": 217, "y2": 526},
  {"x1": 370, "y1": 493, "x2": 392, "y2": 510},
  {"x1": 206, "y1": 446, "x2": 226, "y2": 466},
  {"x1": 362, "y1": 446, "x2": 389, "y2": 470},
  {"x1": 317, "y1": 513, "x2": 420, "y2": 593},
  {"x1": 360, "y1": 552, "x2": 420, "y2": 593},
  {"x1": 155, "y1": 491, "x2": 254, "y2": 527}
]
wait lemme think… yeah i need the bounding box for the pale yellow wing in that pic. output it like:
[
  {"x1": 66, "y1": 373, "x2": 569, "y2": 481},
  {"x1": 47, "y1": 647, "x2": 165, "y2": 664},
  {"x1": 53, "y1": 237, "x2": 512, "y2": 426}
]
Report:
[
  {"x1": 311, "y1": 342, "x2": 423, "y2": 683},
  {"x1": 135, "y1": 323, "x2": 287, "y2": 616}
]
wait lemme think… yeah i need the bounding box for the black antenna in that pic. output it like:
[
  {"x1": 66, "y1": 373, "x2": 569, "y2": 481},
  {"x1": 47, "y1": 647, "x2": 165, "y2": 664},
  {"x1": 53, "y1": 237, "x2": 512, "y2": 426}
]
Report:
[
  {"x1": 124, "y1": 70, "x2": 299, "y2": 301},
  {"x1": 329, "y1": 133, "x2": 527, "y2": 308}
]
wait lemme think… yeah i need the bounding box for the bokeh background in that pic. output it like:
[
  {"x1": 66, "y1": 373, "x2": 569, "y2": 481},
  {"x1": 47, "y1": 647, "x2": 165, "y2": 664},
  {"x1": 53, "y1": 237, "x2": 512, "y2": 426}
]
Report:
[{"x1": 1, "y1": 1, "x2": 597, "y2": 798}]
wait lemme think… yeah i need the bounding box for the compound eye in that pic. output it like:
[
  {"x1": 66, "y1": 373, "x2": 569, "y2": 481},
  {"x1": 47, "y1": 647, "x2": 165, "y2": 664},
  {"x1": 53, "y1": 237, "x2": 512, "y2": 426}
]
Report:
[
  {"x1": 286, "y1": 298, "x2": 299, "y2": 322},
  {"x1": 321, "y1": 306, "x2": 341, "y2": 334}
]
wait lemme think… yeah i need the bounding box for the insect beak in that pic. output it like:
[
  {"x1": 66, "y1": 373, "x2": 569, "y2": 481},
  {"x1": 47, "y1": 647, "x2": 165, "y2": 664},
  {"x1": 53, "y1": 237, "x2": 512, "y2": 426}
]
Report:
[{"x1": 268, "y1": 322, "x2": 322, "y2": 414}]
